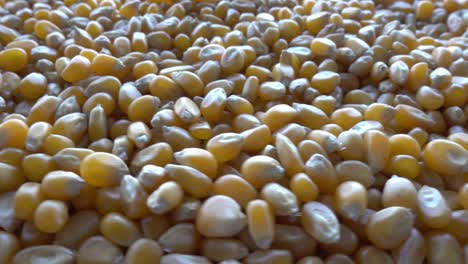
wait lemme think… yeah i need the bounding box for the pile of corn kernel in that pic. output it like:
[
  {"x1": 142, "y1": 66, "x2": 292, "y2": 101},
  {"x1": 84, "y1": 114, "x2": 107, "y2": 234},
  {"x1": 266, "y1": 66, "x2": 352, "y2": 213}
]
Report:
[{"x1": 0, "y1": 0, "x2": 467, "y2": 262}]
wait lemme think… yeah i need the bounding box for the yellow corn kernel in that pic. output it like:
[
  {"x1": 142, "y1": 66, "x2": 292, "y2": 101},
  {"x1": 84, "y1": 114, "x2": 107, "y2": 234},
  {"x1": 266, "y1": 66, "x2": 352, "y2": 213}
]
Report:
[
  {"x1": 430, "y1": 67, "x2": 452, "y2": 89},
  {"x1": 128, "y1": 95, "x2": 160, "y2": 123},
  {"x1": 41, "y1": 171, "x2": 84, "y2": 201},
  {"x1": 0, "y1": 162, "x2": 25, "y2": 193},
  {"x1": 246, "y1": 199, "x2": 275, "y2": 249},
  {"x1": 80, "y1": 48, "x2": 98, "y2": 61},
  {"x1": 416, "y1": 0, "x2": 433, "y2": 20},
  {"x1": 0, "y1": 119, "x2": 29, "y2": 149},
  {"x1": 108, "y1": 120, "x2": 130, "y2": 141},
  {"x1": 171, "y1": 71, "x2": 204, "y2": 98},
  {"x1": 244, "y1": 249, "x2": 293, "y2": 264},
  {"x1": 131, "y1": 32, "x2": 148, "y2": 52},
  {"x1": 80, "y1": 152, "x2": 129, "y2": 187},
  {"x1": 290, "y1": 173, "x2": 319, "y2": 202},
  {"x1": 85, "y1": 76, "x2": 121, "y2": 99},
  {"x1": 130, "y1": 142, "x2": 173, "y2": 174},
  {"x1": 306, "y1": 12, "x2": 330, "y2": 34},
  {"x1": 443, "y1": 84, "x2": 467, "y2": 108},
  {"x1": 0, "y1": 48, "x2": 28, "y2": 72},
  {"x1": 147, "y1": 181, "x2": 184, "y2": 214},
  {"x1": 196, "y1": 195, "x2": 246, "y2": 238},
  {"x1": 116, "y1": 86, "x2": 140, "y2": 115},
  {"x1": 335, "y1": 181, "x2": 367, "y2": 220},
  {"x1": 384, "y1": 155, "x2": 420, "y2": 179},
  {"x1": 34, "y1": 20, "x2": 62, "y2": 40},
  {"x1": 0, "y1": 191, "x2": 20, "y2": 232},
  {"x1": 165, "y1": 164, "x2": 212, "y2": 198},
  {"x1": 226, "y1": 95, "x2": 254, "y2": 116},
  {"x1": 120, "y1": 1, "x2": 139, "y2": 18},
  {"x1": 365, "y1": 207, "x2": 414, "y2": 249},
  {"x1": 0, "y1": 148, "x2": 26, "y2": 169},
  {"x1": 55, "y1": 96, "x2": 81, "y2": 121},
  {"x1": 331, "y1": 108, "x2": 363, "y2": 130},
  {"x1": 388, "y1": 134, "x2": 421, "y2": 158},
  {"x1": 91, "y1": 54, "x2": 126, "y2": 77},
  {"x1": 14, "y1": 183, "x2": 45, "y2": 221},
  {"x1": 261, "y1": 182, "x2": 299, "y2": 216},
  {"x1": 58, "y1": 87, "x2": 86, "y2": 107},
  {"x1": 394, "y1": 104, "x2": 435, "y2": 131},
  {"x1": 275, "y1": 133, "x2": 304, "y2": 177},
  {"x1": 83, "y1": 93, "x2": 116, "y2": 116},
  {"x1": 417, "y1": 185, "x2": 451, "y2": 228},
  {"x1": 87, "y1": 105, "x2": 107, "y2": 143},
  {"x1": 307, "y1": 130, "x2": 341, "y2": 154},
  {"x1": 335, "y1": 131, "x2": 364, "y2": 161},
  {"x1": 133, "y1": 60, "x2": 158, "y2": 79},
  {"x1": 22, "y1": 154, "x2": 57, "y2": 183},
  {"x1": 149, "y1": 75, "x2": 183, "y2": 100},
  {"x1": 162, "y1": 126, "x2": 201, "y2": 151},
  {"x1": 258, "y1": 81, "x2": 286, "y2": 101},
  {"x1": 241, "y1": 155, "x2": 285, "y2": 189},
  {"x1": 100, "y1": 212, "x2": 141, "y2": 247},
  {"x1": 277, "y1": 123, "x2": 309, "y2": 144},
  {"x1": 213, "y1": 174, "x2": 257, "y2": 209},
  {"x1": 423, "y1": 139, "x2": 467, "y2": 177},
  {"x1": 206, "y1": 132, "x2": 243, "y2": 162},
  {"x1": 28, "y1": 96, "x2": 63, "y2": 126},
  {"x1": 117, "y1": 175, "x2": 148, "y2": 219},
  {"x1": 126, "y1": 122, "x2": 151, "y2": 149},
  {"x1": 61, "y1": 55, "x2": 91, "y2": 83},
  {"x1": 301, "y1": 201, "x2": 340, "y2": 244},
  {"x1": 304, "y1": 154, "x2": 338, "y2": 194},
  {"x1": 174, "y1": 148, "x2": 218, "y2": 179},
  {"x1": 310, "y1": 71, "x2": 340, "y2": 94},
  {"x1": 311, "y1": 38, "x2": 337, "y2": 57},
  {"x1": 52, "y1": 113, "x2": 87, "y2": 144},
  {"x1": 34, "y1": 200, "x2": 69, "y2": 233},
  {"x1": 221, "y1": 46, "x2": 246, "y2": 74},
  {"x1": 125, "y1": 238, "x2": 162, "y2": 264},
  {"x1": 293, "y1": 103, "x2": 329, "y2": 130},
  {"x1": 25, "y1": 122, "x2": 51, "y2": 152},
  {"x1": 0, "y1": 24, "x2": 20, "y2": 45},
  {"x1": 51, "y1": 147, "x2": 92, "y2": 175},
  {"x1": 174, "y1": 97, "x2": 201, "y2": 124},
  {"x1": 262, "y1": 104, "x2": 297, "y2": 132},
  {"x1": 201, "y1": 88, "x2": 227, "y2": 124},
  {"x1": 18, "y1": 73, "x2": 48, "y2": 100},
  {"x1": 382, "y1": 175, "x2": 417, "y2": 210},
  {"x1": 237, "y1": 125, "x2": 270, "y2": 153},
  {"x1": 363, "y1": 130, "x2": 390, "y2": 173},
  {"x1": 12, "y1": 245, "x2": 74, "y2": 264},
  {"x1": 416, "y1": 86, "x2": 444, "y2": 110},
  {"x1": 336, "y1": 160, "x2": 374, "y2": 188},
  {"x1": 188, "y1": 121, "x2": 212, "y2": 140}
]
